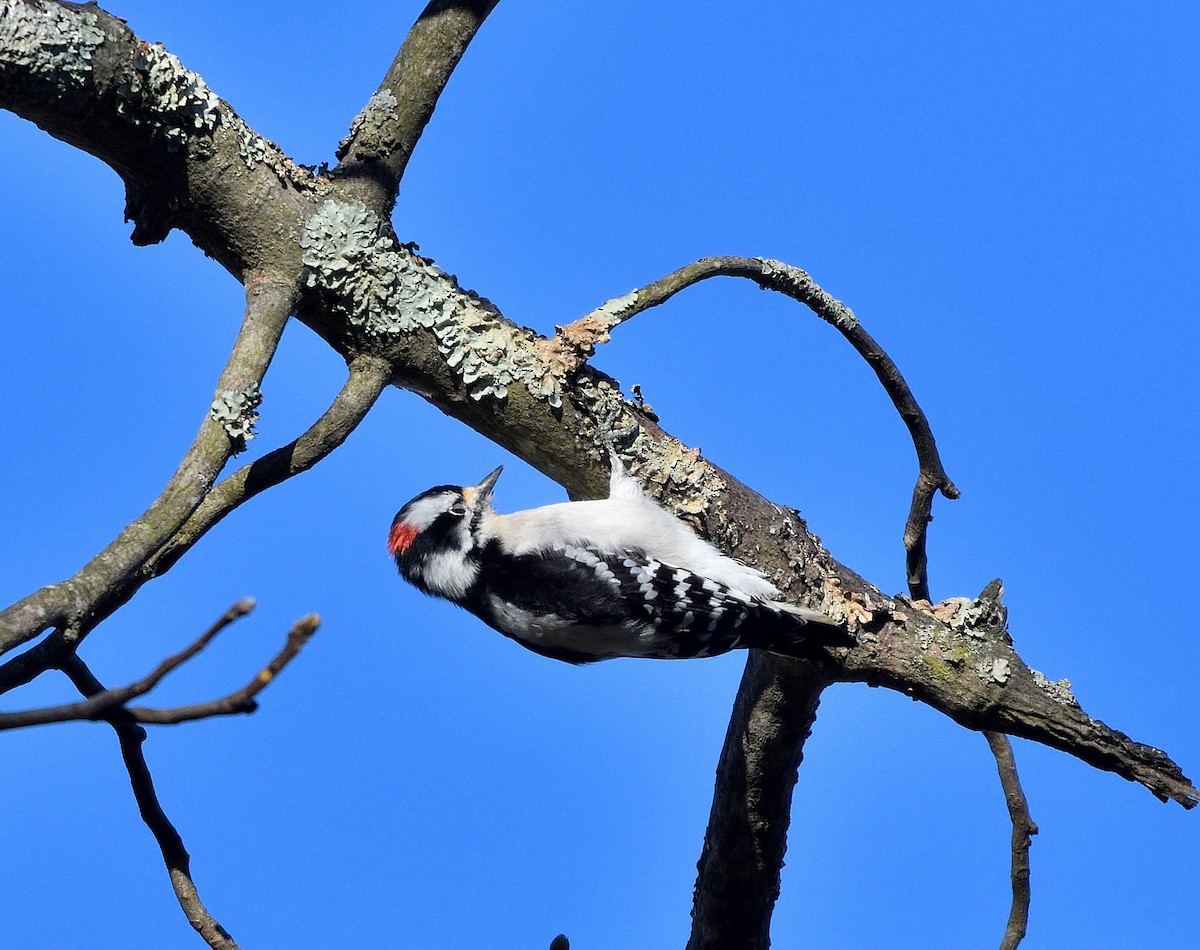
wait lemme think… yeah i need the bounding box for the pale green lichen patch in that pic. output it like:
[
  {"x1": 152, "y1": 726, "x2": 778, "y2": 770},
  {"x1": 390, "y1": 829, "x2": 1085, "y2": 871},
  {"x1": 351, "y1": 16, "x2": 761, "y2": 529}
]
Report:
[
  {"x1": 975, "y1": 656, "x2": 1012, "y2": 684},
  {"x1": 116, "y1": 42, "x2": 221, "y2": 152},
  {"x1": 210, "y1": 381, "x2": 262, "y2": 448},
  {"x1": 592, "y1": 289, "x2": 639, "y2": 326},
  {"x1": 1031, "y1": 669, "x2": 1078, "y2": 705},
  {"x1": 300, "y1": 199, "x2": 542, "y2": 402},
  {"x1": 756, "y1": 257, "x2": 860, "y2": 331},
  {"x1": 229, "y1": 114, "x2": 332, "y2": 192},
  {"x1": 0, "y1": 1, "x2": 105, "y2": 90},
  {"x1": 337, "y1": 89, "x2": 400, "y2": 160}
]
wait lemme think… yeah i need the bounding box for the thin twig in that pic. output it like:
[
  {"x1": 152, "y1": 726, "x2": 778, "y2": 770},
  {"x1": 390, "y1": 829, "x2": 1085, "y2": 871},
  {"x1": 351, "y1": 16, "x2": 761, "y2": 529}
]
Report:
[
  {"x1": 335, "y1": 0, "x2": 501, "y2": 210},
  {"x1": 129, "y1": 612, "x2": 319, "y2": 724},
  {"x1": 987, "y1": 732, "x2": 1038, "y2": 950},
  {"x1": 59, "y1": 656, "x2": 242, "y2": 950},
  {"x1": 0, "y1": 278, "x2": 294, "y2": 663},
  {"x1": 0, "y1": 604, "x2": 318, "y2": 731},
  {"x1": 0, "y1": 599, "x2": 254, "y2": 730}
]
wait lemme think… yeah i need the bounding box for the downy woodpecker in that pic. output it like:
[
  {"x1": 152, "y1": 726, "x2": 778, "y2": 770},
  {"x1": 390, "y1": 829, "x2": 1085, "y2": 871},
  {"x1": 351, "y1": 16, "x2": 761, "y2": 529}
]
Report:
[{"x1": 388, "y1": 460, "x2": 850, "y2": 664}]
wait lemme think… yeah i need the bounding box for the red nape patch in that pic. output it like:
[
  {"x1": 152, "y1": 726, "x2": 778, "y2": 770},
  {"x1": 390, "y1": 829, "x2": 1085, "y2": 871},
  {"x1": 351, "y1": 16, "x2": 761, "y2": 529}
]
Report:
[{"x1": 387, "y1": 522, "x2": 419, "y2": 556}]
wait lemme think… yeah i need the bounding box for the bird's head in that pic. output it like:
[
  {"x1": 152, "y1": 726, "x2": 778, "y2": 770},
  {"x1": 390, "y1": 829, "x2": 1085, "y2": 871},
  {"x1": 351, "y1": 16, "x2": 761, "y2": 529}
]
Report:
[{"x1": 388, "y1": 466, "x2": 503, "y2": 599}]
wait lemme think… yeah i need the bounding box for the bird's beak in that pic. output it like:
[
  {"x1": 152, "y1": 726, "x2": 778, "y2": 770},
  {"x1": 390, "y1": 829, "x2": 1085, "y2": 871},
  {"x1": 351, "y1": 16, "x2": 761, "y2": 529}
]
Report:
[{"x1": 472, "y1": 465, "x2": 503, "y2": 503}]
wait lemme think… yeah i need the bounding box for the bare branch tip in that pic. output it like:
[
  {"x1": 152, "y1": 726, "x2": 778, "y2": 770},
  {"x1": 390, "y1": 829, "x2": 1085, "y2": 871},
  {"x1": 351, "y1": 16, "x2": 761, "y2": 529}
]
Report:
[{"x1": 294, "y1": 614, "x2": 321, "y2": 636}]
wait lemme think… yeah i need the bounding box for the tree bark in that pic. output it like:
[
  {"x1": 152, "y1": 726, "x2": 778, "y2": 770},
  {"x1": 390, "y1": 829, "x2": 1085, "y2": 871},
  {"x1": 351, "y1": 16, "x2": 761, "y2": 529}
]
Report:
[{"x1": 688, "y1": 655, "x2": 832, "y2": 950}]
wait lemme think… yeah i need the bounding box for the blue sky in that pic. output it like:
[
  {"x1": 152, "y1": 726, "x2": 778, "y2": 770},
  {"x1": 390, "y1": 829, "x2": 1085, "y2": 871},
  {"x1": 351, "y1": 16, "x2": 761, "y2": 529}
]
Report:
[{"x1": 2, "y1": 2, "x2": 1198, "y2": 947}]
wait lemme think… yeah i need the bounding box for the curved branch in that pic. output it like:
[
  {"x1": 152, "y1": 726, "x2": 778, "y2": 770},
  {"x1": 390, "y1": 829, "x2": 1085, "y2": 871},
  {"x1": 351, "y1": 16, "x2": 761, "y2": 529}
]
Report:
[
  {"x1": 559, "y1": 255, "x2": 958, "y2": 600},
  {"x1": 60, "y1": 656, "x2": 242, "y2": 950},
  {"x1": 0, "y1": 277, "x2": 293, "y2": 662},
  {"x1": 335, "y1": 0, "x2": 501, "y2": 210}
]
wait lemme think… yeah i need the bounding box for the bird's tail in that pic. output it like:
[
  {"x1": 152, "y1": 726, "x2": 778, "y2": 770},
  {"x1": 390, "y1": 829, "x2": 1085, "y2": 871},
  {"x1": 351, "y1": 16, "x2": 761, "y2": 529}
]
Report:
[{"x1": 757, "y1": 601, "x2": 855, "y2": 656}]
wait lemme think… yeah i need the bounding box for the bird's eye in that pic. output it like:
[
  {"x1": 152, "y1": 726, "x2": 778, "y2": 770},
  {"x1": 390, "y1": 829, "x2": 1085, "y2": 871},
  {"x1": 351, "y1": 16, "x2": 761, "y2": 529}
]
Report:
[{"x1": 448, "y1": 502, "x2": 467, "y2": 517}]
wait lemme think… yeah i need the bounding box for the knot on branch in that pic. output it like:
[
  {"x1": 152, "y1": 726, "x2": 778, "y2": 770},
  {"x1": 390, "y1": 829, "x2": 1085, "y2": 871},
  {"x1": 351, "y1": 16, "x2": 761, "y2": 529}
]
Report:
[
  {"x1": 123, "y1": 179, "x2": 181, "y2": 246},
  {"x1": 542, "y1": 289, "x2": 640, "y2": 376},
  {"x1": 919, "y1": 580, "x2": 1011, "y2": 643}
]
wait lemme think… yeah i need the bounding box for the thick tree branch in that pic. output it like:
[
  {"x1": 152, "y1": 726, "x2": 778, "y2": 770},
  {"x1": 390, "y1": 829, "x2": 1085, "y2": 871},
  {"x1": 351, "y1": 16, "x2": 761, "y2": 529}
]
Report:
[
  {"x1": 836, "y1": 583, "x2": 1197, "y2": 808},
  {"x1": 0, "y1": 277, "x2": 293, "y2": 663},
  {"x1": 0, "y1": 0, "x2": 321, "y2": 270},
  {"x1": 335, "y1": 0, "x2": 501, "y2": 211},
  {"x1": 687, "y1": 655, "x2": 831, "y2": 950},
  {"x1": 288, "y1": 216, "x2": 1195, "y2": 810},
  {"x1": 60, "y1": 656, "x2": 242, "y2": 950}
]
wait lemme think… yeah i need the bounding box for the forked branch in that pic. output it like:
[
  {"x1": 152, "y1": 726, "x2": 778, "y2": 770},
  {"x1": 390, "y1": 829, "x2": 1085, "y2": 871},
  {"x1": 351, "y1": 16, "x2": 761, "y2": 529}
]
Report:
[
  {"x1": 59, "y1": 655, "x2": 242, "y2": 950},
  {"x1": 0, "y1": 278, "x2": 294, "y2": 663},
  {"x1": 0, "y1": 601, "x2": 318, "y2": 730},
  {"x1": 0, "y1": 354, "x2": 384, "y2": 698}
]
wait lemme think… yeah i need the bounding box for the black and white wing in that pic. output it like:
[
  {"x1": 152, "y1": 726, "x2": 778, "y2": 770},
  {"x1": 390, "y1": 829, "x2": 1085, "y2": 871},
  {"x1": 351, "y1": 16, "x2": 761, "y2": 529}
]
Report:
[{"x1": 467, "y1": 540, "x2": 841, "y2": 663}]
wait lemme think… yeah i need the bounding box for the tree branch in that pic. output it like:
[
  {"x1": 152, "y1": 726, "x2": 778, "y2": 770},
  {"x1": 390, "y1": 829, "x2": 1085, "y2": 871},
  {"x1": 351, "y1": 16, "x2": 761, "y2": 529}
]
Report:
[
  {"x1": 0, "y1": 277, "x2": 293, "y2": 664},
  {"x1": 0, "y1": 603, "x2": 318, "y2": 730},
  {"x1": 129, "y1": 612, "x2": 319, "y2": 725},
  {"x1": 835, "y1": 582, "x2": 1198, "y2": 808},
  {"x1": 141, "y1": 355, "x2": 392, "y2": 581},
  {"x1": 0, "y1": 0, "x2": 322, "y2": 269},
  {"x1": 59, "y1": 656, "x2": 242, "y2": 950},
  {"x1": 987, "y1": 732, "x2": 1037, "y2": 950},
  {"x1": 557, "y1": 254, "x2": 959, "y2": 600},
  {"x1": 0, "y1": 342, "x2": 379, "y2": 702},
  {"x1": 687, "y1": 655, "x2": 832, "y2": 950},
  {"x1": 335, "y1": 0, "x2": 501, "y2": 211},
  {"x1": 0, "y1": 599, "x2": 253, "y2": 729}
]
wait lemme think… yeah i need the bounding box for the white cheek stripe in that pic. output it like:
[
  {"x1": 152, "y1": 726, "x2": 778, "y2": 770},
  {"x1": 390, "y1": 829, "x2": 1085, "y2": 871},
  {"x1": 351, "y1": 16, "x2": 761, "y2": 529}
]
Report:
[
  {"x1": 421, "y1": 549, "x2": 479, "y2": 600},
  {"x1": 404, "y1": 492, "x2": 459, "y2": 530}
]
